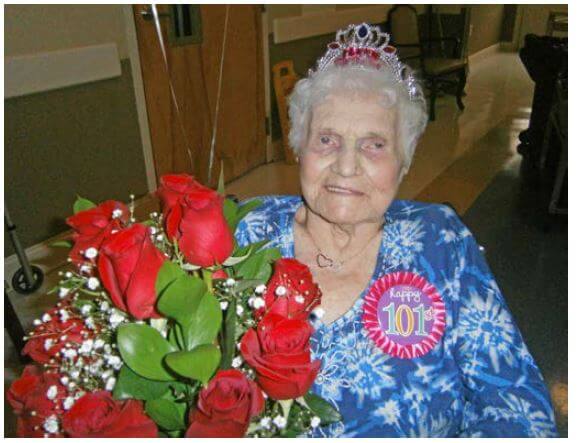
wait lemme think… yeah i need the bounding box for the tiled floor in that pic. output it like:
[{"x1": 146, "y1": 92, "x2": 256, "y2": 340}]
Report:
[{"x1": 4, "y1": 51, "x2": 567, "y2": 436}]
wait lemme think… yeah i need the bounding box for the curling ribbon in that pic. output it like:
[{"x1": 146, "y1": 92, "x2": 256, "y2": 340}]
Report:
[{"x1": 150, "y1": 4, "x2": 230, "y2": 184}]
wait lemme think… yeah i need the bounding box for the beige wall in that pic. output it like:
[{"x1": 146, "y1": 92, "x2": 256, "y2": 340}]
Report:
[
  {"x1": 468, "y1": 5, "x2": 505, "y2": 54},
  {"x1": 4, "y1": 4, "x2": 129, "y2": 58},
  {"x1": 518, "y1": 4, "x2": 568, "y2": 45}
]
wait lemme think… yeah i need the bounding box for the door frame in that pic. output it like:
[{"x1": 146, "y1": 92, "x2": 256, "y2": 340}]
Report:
[{"x1": 122, "y1": 5, "x2": 273, "y2": 186}]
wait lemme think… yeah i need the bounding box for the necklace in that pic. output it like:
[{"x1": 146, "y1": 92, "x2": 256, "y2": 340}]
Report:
[{"x1": 302, "y1": 223, "x2": 384, "y2": 271}]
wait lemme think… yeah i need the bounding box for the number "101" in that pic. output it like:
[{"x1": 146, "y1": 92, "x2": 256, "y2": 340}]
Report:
[{"x1": 382, "y1": 302, "x2": 429, "y2": 337}]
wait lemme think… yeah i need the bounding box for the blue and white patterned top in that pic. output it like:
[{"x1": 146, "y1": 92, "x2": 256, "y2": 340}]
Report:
[{"x1": 235, "y1": 195, "x2": 558, "y2": 437}]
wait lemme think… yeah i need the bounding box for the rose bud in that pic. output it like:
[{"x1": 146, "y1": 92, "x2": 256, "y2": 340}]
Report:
[
  {"x1": 165, "y1": 188, "x2": 234, "y2": 268},
  {"x1": 8, "y1": 366, "x2": 66, "y2": 437},
  {"x1": 62, "y1": 391, "x2": 157, "y2": 437},
  {"x1": 241, "y1": 313, "x2": 321, "y2": 400},
  {"x1": 255, "y1": 258, "x2": 322, "y2": 321},
  {"x1": 98, "y1": 224, "x2": 166, "y2": 319},
  {"x1": 66, "y1": 200, "x2": 128, "y2": 265},
  {"x1": 186, "y1": 369, "x2": 264, "y2": 438},
  {"x1": 156, "y1": 173, "x2": 206, "y2": 216}
]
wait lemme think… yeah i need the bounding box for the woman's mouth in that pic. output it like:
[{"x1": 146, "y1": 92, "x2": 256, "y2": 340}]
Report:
[{"x1": 324, "y1": 185, "x2": 364, "y2": 196}]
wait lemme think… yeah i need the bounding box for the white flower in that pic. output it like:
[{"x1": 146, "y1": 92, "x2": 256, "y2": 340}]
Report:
[
  {"x1": 310, "y1": 416, "x2": 321, "y2": 428},
  {"x1": 149, "y1": 226, "x2": 158, "y2": 235},
  {"x1": 79, "y1": 339, "x2": 94, "y2": 355},
  {"x1": 236, "y1": 305, "x2": 244, "y2": 316},
  {"x1": 260, "y1": 417, "x2": 272, "y2": 429},
  {"x1": 273, "y1": 415, "x2": 287, "y2": 429},
  {"x1": 60, "y1": 376, "x2": 69, "y2": 386},
  {"x1": 226, "y1": 278, "x2": 236, "y2": 287},
  {"x1": 63, "y1": 397, "x2": 75, "y2": 410},
  {"x1": 101, "y1": 370, "x2": 113, "y2": 380},
  {"x1": 112, "y1": 209, "x2": 123, "y2": 219},
  {"x1": 220, "y1": 301, "x2": 229, "y2": 311},
  {"x1": 252, "y1": 297, "x2": 266, "y2": 309},
  {"x1": 44, "y1": 339, "x2": 55, "y2": 351},
  {"x1": 107, "y1": 355, "x2": 122, "y2": 370},
  {"x1": 255, "y1": 284, "x2": 267, "y2": 294},
  {"x1": 84, "y1": 247, "x2": 98, "y2": 259},
  {"x1": 312, "y1": 307, "x2": 325, "y2": 319},
  {"x1": 65, "y1": 272, "x2": 73, "y2": 278},
  {"x1": 33, "y1": 319, "x2": 42, "y2": 326},
  {"x1": 105, "y1": 377, "x2": 116, "y2": 391},
  {"x1": 42, "y1": 313, "x2": 51, "y2": 322},
  {"x1": 247, "y1": 296, "x2": 256, "y2": 308},
  {"x1": 58, "y1": 287, "x2": 70, "y2": 299},
  {"x1": 294, "y1": 295, "x2": 305, "y2": 304},
  {"x1": 59, "y1": 309, "x2": 70, "y2": 323},
  {"x1": 84, "y1": 317, "x2": 95, "y2": 329},
  {"x1": 80, "y1": 304, "x2": 92, "y2": 315},
  {"x1": 93, "y1": 339, "x2": 105, "y2": 349},
  {"x1": 79, "y1": 265, "x2": 92, "y2": 274},
  {"x1": 232, "y1": 356, "x2": 243, "y2": 368},
  {"x1": 70, "y1": 369, "x2": 81, "y2": 379},
  {"x1": 275, "y1": 286, "x2": 287, "y2": 296},
  {"x1": 100, "y1": 301, "x2": 110, "y2": 312},
  {"x1": 46, "y1": 385, "x2": 58, "y2": 400},
  {"x1": 87, "y1": 277, "x2": 100, "y2": 290},
  {"x1": 156, "y1": 234, "x2": 164, "y2": 242},
  {"x1": 109, "y1": 311, "x2": 125, "y2": 328},
  {"x1": 43, "y1": 415, "x2": 59, "y2": 434},
  {"x1": 63, "y1": 349, "x2": 77, "y2": 359}
]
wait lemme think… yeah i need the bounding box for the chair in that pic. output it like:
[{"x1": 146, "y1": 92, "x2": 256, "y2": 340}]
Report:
[
  {"x1": 272, "y1": 60, "x2": 300, "y2": 164},
  {"x1": 387, "y1": 5, "x2": 469, "y2": 121}
]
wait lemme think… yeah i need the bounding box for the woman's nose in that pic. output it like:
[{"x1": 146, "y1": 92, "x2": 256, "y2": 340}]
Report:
[{"x1": 332, "y1": 146, "x2": 360, "y2": 177}]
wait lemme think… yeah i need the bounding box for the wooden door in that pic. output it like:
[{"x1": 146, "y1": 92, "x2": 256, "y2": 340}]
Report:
[{"x1": 132, "y1": 4, "x2": 266, "y2": 187}]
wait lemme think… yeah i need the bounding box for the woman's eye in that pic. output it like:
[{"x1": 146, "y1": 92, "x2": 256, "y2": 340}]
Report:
[
  {"x1": 320, "y1": 136, "x2": 331, "y2": 144},
  {"x1": 363, "y1": 140, "x2": 386, "y2": 150}
]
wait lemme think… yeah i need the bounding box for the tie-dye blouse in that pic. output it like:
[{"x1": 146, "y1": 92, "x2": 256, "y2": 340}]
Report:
[{"x1": 234, "y1": 195, "x2": 558, "y2": 437}]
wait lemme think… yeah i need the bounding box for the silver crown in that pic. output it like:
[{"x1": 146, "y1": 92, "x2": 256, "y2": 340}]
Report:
[{"x1": 309, "y1": 23, "x2": 423, "y2": 102}]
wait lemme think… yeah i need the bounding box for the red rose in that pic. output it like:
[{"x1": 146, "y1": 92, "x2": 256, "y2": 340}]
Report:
[
  {"x1": 22, "y1": 305, "x2": 86, "y2": 364},
  {"x1": 98, "y1": 223, "x2": 166, "y2": 319},
  {"x1": 156, "y1": 174, "x2": 205, "y2": 216},
  {"x1": 241, "y1": 313, "x2": 321, "y2": 400},
  {"x1": 256, "y1": 258, "x2": 322, "y2": 321},
  {"x1": 66, "y1": 200, "x2": 128, "y2": 265},
  {"x1": 8, "y1": 366, "x2": 66, "y2": 437},
  {"x1": 186, "y1": 369, "x2": 264, "y2": 438},
  {"x1": 211, "y1": 269, "x2": 228, "y2": 279},
  {"x1": 165, "y1": 188, "x2": 234, "y2": 267},
  {"x1": 61, "y1": 391, "x2": 157, "y2": 437}
]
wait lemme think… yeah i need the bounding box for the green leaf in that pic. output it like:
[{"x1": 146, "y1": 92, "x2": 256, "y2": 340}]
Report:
[
  {"x1": 303, "y1": 392, "x2": 342, "y2": 425},
  {"x1": 223, "y1": 198, "x2": 239, "y2": 231},
  {"x1": 155, "y1": 261, "x2": 186, "y2": 297},
  {"x1": 51, "y1": 240, "x2": 72, "y2": 248},
  {"x1": 145, "y1": 398, "x2": 187, "y2": 431},
  {"x1": 117, "y1": 324, "x2": 177, "y2": 381},
  {"x1": 217, "y1": 160, "x2": 226, "y2": 196},
  {"x1": 73, "y1": 196, "x2": 96, "y2": 214},
  {"x1": 233, "y1": 279, "x2": 264, "y2": 293},
  {"x1": 219, "y1": 301, "x2": 236, "y2": 370},
  {"x1": 165, "y1": 344, "x2": 220, "y2": 383},
  {"x1": 113, "y1": 365, "x2": 172, "y2": 401},
  {"x1": 157, "y1": 275, "x2": 206, "y2": 322},
  {"x1": 234, "y1": 247, "x2": 281, "y2": 282},
  {"x1": 167, "y1": 324, "x2": 184, "y2": 350},
  {"x1": 185, "y1": 292, "x2": 222, "y2": 349}
]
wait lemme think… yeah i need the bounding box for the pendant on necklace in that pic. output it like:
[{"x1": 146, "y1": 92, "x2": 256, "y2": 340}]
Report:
[{"x1": 316, "y1": 253, "x2": 334, "y2": 269}]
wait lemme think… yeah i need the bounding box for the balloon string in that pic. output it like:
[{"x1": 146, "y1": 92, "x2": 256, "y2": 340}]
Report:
[
  {"x1": 207, "y1": 5, "x2": 230, "y2": 184},
  {"x1": 151, "y1": 4, "x2": 195, "y2": 174}
]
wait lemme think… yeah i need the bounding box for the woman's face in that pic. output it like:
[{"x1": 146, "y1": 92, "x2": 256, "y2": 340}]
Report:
[{"x1": 299, "y1": 92, "x2": 402, "y2": 227}]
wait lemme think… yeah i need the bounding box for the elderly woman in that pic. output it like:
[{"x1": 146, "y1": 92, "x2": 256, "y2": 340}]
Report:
[{"x1": 236, "y1": 24, "x2": 557, "y2": 437}]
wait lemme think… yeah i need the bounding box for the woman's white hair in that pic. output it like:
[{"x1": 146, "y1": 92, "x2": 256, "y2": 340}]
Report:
[{"x1": 287, "y1": 64, "x2": 428, "y2": 176}]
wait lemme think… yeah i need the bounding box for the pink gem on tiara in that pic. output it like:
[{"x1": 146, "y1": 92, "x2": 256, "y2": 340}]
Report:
[{"x1": 309, "y1": 23, "x2": 424, "y2": 102}]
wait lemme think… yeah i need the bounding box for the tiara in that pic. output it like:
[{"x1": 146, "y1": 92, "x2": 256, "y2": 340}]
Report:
[{"x1": 309, "y1": 23, "x2": 424, "y2": 102}]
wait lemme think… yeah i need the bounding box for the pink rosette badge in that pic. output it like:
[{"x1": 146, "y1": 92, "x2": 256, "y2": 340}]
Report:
[{"x1": 363, "y1": 272, "x2": 446, "y2": 359}]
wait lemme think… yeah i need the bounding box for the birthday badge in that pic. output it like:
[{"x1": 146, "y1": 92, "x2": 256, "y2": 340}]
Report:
[{"x1": 363, "y1": 272, "x2": 446, "y2": 359}]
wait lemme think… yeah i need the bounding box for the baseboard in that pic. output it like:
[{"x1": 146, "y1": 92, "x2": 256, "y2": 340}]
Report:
[
  {"x1": 4, "y1": 193, "x2": 160, "y2": 291},
  {"x1": 469, "y1": 43, "x2": 501, "y2": 65}
]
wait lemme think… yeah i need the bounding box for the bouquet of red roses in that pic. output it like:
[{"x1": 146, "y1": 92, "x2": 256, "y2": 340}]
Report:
[{"x1": 7, "y1": 174, "x2": 341, "y2": 438}]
